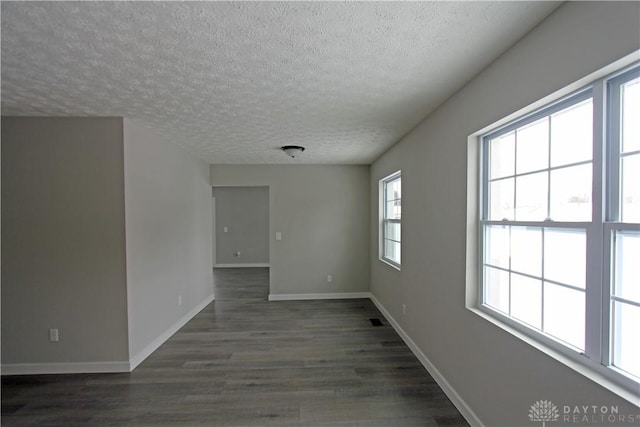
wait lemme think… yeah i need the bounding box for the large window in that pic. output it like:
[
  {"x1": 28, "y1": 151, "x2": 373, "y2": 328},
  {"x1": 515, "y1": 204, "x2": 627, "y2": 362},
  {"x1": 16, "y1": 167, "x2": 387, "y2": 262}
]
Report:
[
  {"x1": 478, "y1": 64, "x2": 639, "y2": 394},
  {"x1": 381, "y1": 171, "x2": 401, "y2": 268}
]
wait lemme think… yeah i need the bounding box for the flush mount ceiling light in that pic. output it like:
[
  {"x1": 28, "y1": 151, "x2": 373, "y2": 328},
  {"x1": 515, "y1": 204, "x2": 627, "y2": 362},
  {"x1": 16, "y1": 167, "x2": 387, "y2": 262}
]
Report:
[{"x1": 281, "y1": 145, "x2": 305, "y2": 158}]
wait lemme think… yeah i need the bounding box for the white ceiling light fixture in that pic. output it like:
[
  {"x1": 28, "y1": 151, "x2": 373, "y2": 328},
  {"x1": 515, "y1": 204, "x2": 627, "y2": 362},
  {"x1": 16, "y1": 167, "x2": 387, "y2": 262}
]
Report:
[{"x1": 281, "y1": 145, "x2": 305, "y2": 158}]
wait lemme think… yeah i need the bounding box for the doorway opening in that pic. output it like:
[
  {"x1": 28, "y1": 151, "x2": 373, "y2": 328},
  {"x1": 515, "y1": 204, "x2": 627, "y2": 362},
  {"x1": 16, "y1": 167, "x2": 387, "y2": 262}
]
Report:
[{"x1": 212, "y1": 186, "x2": 270, "y2": 299}]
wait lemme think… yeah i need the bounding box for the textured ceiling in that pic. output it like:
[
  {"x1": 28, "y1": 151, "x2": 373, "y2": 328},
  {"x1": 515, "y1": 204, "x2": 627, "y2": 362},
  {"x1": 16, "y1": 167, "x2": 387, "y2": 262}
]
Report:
[{"x1": 1, "y1": 1, "x2": 560, "y2": 164}]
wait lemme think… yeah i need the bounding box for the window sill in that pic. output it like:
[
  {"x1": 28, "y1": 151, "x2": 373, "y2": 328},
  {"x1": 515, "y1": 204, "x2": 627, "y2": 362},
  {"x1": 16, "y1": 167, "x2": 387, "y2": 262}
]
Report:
[
  {"x1": 379, "y1": 257, "x2": 401, "y2": 271},
  {"x1": 467, "y1": 305, "x2": 640, "y2": 406}
]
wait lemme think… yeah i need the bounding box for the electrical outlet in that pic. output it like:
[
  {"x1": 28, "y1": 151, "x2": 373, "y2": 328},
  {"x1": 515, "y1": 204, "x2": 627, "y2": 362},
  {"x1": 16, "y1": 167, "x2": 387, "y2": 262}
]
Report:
[
  {"x1": 49, "y1": 328, "x2": 59, "y2": 342},
  {"x1": 327, "y1": 275, "x2": 333, "y2": 283},
  {"x1": 402, "y1": 304, "x2": 406, "y2": 315}
]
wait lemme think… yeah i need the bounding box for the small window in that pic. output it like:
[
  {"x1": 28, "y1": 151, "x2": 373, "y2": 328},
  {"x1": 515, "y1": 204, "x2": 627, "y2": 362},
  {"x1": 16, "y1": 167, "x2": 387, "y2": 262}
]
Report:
[{"x1": 381, "y1": 171, "x2": 401, "y2": 268}]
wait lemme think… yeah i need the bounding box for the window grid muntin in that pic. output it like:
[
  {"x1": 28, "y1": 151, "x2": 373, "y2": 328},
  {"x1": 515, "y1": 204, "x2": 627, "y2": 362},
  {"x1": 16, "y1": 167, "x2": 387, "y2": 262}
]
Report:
[
  {"x1": 606, "y1": 67, "x2": 640, "y2": 222},
  {"x1": 480, "y1": 87, "x2": 596, "y2": 224},
  {"x1": 620, "y1": 152, "x2": 640, "y2": 223},
  {"x1": 482, "y1": 89, "x2": 594, "y2": 143},
  {"x1": 481, "y1": 223, "x2": 588, "y2": 350},
  {"x1": 383, "y1": 219, "x2": 401, "y2": 244},
  {"x1": 487, "y1": 160, "x2": 595, "y2": 223},
  {"x1": 484, "y1": 265, "x2": 586, "y2": 294}
]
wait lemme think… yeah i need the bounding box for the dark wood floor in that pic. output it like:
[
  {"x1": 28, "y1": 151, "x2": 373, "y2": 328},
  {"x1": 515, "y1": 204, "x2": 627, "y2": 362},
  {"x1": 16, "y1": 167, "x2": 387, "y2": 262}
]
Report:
[{"x1": 2, "y1": 268, "x2": 469, "y2": 426}]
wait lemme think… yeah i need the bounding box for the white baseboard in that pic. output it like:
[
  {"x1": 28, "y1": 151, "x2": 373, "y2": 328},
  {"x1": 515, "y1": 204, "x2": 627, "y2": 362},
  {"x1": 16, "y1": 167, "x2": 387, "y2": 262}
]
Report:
[
  {"x1": 214, "y1": 263, "x2": 270, "y2": 268},
  {"x1": 128, "y1": 293, "x2": 215, "y2": 371},
  {"x1": 369, "y1": 294, "x2": 484, "y2": 427},
  {"x1": 269, "y1": 292, "x2": 371, "y2": 301},
  {"x1": 1, "y1": 361, "x2": 130, "y2": 376},
  {"x1": 2, "y1": 294, "x2": 216, "y2": 375}
]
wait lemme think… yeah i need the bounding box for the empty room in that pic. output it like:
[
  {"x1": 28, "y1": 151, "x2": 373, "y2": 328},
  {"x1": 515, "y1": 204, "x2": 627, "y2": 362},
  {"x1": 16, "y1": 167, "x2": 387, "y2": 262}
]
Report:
[{"x1": 2, "y1": 2, "x2": 639, "y2": 426}]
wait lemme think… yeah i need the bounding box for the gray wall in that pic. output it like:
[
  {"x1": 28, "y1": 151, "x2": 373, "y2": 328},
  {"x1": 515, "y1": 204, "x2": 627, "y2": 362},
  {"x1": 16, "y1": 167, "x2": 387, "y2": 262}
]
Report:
[
  {"x1": 1, "y1": 117, "x2": 129, "y2": 368},
  {"x1": 213, "y1": 186, "x2": 269, "y2": 266},
  {"x1": 370, "y1": 2, "x2": 640, "y2": 426},
  {"x1": 124, "y1": 119, "x2": 214, "y2": 362},
  {"x1": 210, "y1": 165, "x2": 370, "y2": 296}
]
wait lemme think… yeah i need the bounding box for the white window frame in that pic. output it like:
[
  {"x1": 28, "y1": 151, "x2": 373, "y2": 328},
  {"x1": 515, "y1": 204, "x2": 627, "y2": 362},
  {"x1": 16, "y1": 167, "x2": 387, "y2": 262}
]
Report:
[
  {"x1": 380, "y1": 171, "x2": 401, "y2": 270},
  {"x1": 465, "y1": 55, "x2": 640, "y2": 405},
  {"x1": 605, "y1": 66, "x2": 640, "y2": 384}
]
